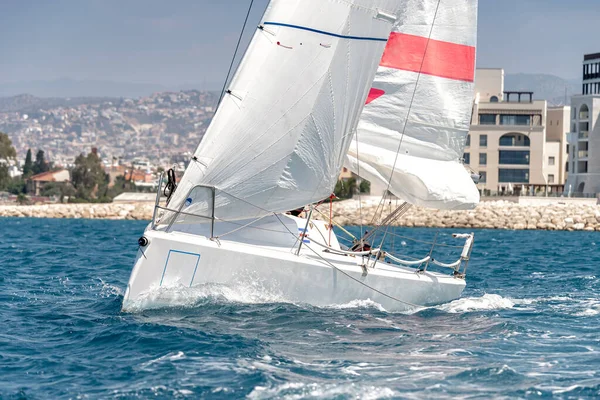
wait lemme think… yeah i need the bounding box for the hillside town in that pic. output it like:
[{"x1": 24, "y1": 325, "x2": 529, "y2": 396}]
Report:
[
  {"x1": 0, "y1": 90, "x2": 217, "y2": 171},
  {"x1": 2, "y1": 52, "x2": 600, "y2": 206}
]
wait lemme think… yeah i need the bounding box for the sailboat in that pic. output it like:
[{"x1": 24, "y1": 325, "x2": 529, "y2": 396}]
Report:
[{"x1": 122, "y1": 0, "x2": 479, "y2": 312}]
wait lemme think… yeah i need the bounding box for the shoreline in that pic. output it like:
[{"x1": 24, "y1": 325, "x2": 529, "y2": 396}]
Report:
[{"x1": 1, "y1": 200, "x2": 600, "y2": 231}]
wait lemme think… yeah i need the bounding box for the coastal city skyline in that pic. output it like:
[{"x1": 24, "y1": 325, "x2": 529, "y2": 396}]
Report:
[{"x1": 1, "y1": 0, "x2": 599, "y2": 93}]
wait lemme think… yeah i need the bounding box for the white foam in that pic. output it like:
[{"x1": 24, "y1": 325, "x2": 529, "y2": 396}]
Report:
[
  {"x1": 140, "y1": 351, "x2": 186, "y2": 369},
  {"x1": 98, "y1": 278, "x2": 124, "y2": 298},
  {"x1": 325, "y1": 298, "x2": 387, "y2": 312},
  {"x1": 124, "y1": 280, "x2": 289, "y2": 312},
  {"x1": 436, "y1": 294, "x2": 514, "y2": 313},
  {"x1": 248, "y1": 382, "x2": 396, "y2": 400}
]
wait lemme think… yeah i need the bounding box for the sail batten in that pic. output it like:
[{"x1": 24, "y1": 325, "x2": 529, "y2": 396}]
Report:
[{"x1": 348, "y1": 0, "x2": 480, "y2": 210}]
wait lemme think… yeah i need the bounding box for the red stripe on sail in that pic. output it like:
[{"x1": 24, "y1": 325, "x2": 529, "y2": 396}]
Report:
[
  {"x1": 365, "y1": 88, "x2": 385, "y2": 104},
  {"x1": 380, "y1": 33, "x2": 475, "y2": 82}
]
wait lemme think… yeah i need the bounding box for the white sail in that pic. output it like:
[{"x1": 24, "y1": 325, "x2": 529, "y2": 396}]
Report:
[
  {"x1": 165, "y1": 0, "x2": 401, "y2": 222},
  {"x1": 347, "y1": 0, "x2": 480, "y2": 210}
]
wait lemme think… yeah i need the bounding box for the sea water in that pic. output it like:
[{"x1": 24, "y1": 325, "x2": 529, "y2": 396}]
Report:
[{"x1": 1, "y1": 218, "x2": 599, "y2": 399}]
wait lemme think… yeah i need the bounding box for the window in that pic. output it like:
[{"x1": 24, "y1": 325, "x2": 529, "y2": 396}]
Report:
[
  {"x1": 479, "y1": 153, "x2": 487, "y2": 165},
  {"x1": 466, "y1": 134, "x2": 470, "y2": 147},
  {"x1": 580, "y1": 104, "x2": 589, "y2": 119},
  {"x1": 548, "y1": 174, "x2": 555, "y2": 184},
  {"x1": 463, "y1": 153, "x2": 470, "y2": 164},
  {"x1": 499, "y1": 133, "x2": 530, "y2": 146},
  {"x1": 499, "y1": 169, "x2": 530, "y2": 183},
  {"x1": 500, "y1": 114, "x2": 531, "y2": 126},
  {"x1": 480, "y1": 135, "x2": 488, "y2": 147},
  {"x1": 479, "y1": 171, "x2": 487, "y2": 183},
  {"x1": 549, "y1": 156, "x2": 555, "y2": 166},
  {"x1": 479, "y1": 114, "x2": 496, "y2": 125},
  {"x1": 566, "y1": 162, "x2": 569, "y2": 172},
  {"x1": 499, "y1": 150, "x2": 530, "y2": 165},
  {"x1": 566, "y1": 144, "x2": 570, "y2": 153},
  {"x1": 490, "y1": 96, "x2": 499, "y2": 103}
]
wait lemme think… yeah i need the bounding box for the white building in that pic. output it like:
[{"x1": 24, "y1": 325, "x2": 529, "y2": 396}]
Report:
[
  {"x1": 467, "y1": 69, "x2": 568, "y2": 195},
  {"x1": 566, "y1": 53, "x2": 600, "y2": 195}
]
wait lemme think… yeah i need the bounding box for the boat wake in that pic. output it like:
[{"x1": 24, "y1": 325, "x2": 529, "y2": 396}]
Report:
[
  {"x1": 434, "y1": 294, "x2": 515, "y2": 313},
  {"x1": 324, "y1": 299, "x2": 388, "y2": 312},
  {"x1": 123, "y1": 280, "x2": 290, "y2": 312}
]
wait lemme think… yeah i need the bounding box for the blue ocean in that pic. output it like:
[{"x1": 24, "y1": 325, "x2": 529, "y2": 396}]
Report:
[{"x1": 1, "y1": 217, "x2": 599, "y2": 399}]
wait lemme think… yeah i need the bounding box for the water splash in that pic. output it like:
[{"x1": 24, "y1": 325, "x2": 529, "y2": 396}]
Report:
[
  {"x1": 436, "y1": 294, "x2": 515, "y2": 313},
  {"x1": 324, "y1": 299, "x2": 388, "y2": 312},
  {"x1": 248, "y1": 382, "x2": 396, "y2": 400},
  {"x1": 123, "y1": 280, "x2": 289, "y2": 312}
]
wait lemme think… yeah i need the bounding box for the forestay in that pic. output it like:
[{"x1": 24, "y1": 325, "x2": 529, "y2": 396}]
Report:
[
  {"x1": 347, "y1": 0, "x2": 480, "y2": 210},
  {"x1": 165, "y1": 0, "x2": 401, "y2": 223}
]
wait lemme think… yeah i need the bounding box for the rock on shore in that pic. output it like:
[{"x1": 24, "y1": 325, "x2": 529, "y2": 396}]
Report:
[
  {"x1": 1, "y1": 200, "x2": 600, "y2": 231},
  {"x1": 0, "y1": 203, "x2": 154, "y2": 221}
]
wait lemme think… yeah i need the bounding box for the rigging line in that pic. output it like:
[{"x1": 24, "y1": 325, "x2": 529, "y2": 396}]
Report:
[
  {"x1": 216, "y1": 0, "x2": 255, "y2": 108},
  {"x1": 354, "y1": 130, "x2": 364, "y2": 238},
  {"x1": 272, "y1": 213, "x2": 419, "y2": 308},
  {"x1": 215, "y1": 214, "x2": 270, "y2": 239},
  {"x1": 382, "y1": 0, "x2": 442, "y2": 198}
]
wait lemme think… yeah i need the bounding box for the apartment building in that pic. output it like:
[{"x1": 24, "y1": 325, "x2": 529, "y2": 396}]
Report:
[
  {"x1": 466, "y1": 69, "x2": 567, "y2": 195},
  {"x1": 565, "y1": 53, "x2": 600, "y2": 195}
]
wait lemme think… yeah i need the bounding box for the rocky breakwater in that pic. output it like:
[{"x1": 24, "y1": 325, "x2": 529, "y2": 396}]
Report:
[
  {"x1": 330, "y1": 200, "x2": 600, "y2": 231},
  {"x1": 0, "y1": 203, "x2": 154, "y2": 220},
  {"x1": 1, "y1": 200, "x2": 600, "y2": 231}
]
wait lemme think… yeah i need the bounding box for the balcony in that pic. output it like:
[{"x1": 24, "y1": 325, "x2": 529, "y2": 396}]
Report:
[
  {"x1": 578, "y1": 150, "x2": 589, "y2": 158},
  {"x1": 579, "y1": 131, "x2": 589, "y2": 139},
  {"x1": 579, "y1": 112, "x2": 589, "y2": 120}
]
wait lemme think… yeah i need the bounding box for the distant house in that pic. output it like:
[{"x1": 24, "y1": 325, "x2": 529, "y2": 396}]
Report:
[
  {"x1": 339, "y1": 167, "x2": 354, "y2": 181},
  {"x1": 27, "y1": 170, "x2": 70, "y2": 196}
]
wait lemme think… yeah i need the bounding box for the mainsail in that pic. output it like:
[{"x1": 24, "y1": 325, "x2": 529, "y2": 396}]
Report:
[
  {"x1": 347, "y1": 0, "x2": 480, "y2": 210},
  {"x1": 166, "y1": 0, "x2": 401, "y2": 222}
]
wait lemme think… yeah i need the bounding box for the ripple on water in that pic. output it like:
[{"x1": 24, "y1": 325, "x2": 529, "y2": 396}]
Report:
[{"x1": 1, "y1": 219, "x2": 599, "y2": 398}]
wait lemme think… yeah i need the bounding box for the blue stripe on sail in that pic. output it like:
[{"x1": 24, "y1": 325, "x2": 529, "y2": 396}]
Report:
[{"x1": 263, "y1": 22, "x2": 388, "y2": 42}]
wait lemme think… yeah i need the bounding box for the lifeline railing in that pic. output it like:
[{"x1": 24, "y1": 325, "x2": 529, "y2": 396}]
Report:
[
  {"x1": 151, "y1": 172, "x2": 216, "y2": 237},
  {"x1": 377, "y1": 232, "x2": 474, "y2": 277},
  {"x1": 151, "y1": 173, "x2": 475, "y2": 277}
]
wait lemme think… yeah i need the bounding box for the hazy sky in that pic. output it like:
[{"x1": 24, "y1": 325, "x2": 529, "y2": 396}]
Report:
[{"x1": 1, "y1": 0, "x2": 598, "y2": 86}]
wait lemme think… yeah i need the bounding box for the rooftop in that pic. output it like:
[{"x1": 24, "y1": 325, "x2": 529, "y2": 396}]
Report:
[
  {"x1": 584, "y1": 52, "x2": 600, "y2": 61},
  {"x1": 29, "y1": 170, "x2": 69, "y2": 182}
]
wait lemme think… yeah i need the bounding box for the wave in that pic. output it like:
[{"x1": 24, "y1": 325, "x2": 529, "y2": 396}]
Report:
[
  {"x1": 435, "y1": 294, "x2": 515, "y2": 313},
  {"x1": 97, "y1": 278, "x2": 124, "y2": 298},
  {"x1": 248, "y1": 382, "x2": 396, "y2": 400},
  {"x1": 324, "y1": 299, "x2": 387, "y2": 312},
  {"x1": 123, "y1": 280, "x2": 289, "y2": 312}
]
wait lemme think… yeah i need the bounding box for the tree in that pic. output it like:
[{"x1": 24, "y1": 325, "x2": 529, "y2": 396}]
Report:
[
  {"x1": 334, "y1": 177, "x2": 357, "y2": 199},
  {"x1": 0, "y1": 164, "x2": 10, "y2": 191},
  {"x1": 70, "y1": 151, "x2": 109, "y2": 201},
  {"x1": 0, "y1": 133, "x2": 17, "y2": 192},
  {"x1": 23, "y1": 149, "x2": 33, "y2": 177},
  {"x1": 32, "y1": 150, "x2": 49, "y2": 175},
  {"x1": 0, "y1": 132, "x2": 17, "y2": 160},
  {"x1": 359, "y1": 179, "x2": 371, "y2": 194}
]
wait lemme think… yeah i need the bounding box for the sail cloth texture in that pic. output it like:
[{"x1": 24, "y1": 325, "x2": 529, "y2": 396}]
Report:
[
  {"x1": 347, "y1": 0, "x2": 480, "y2": 210},
  {"x1": 166, "y1": 0, "x2": 401, "y2": 222}
]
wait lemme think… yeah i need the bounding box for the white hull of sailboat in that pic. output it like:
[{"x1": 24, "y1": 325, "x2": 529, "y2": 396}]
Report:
[{"x1": 122, "y1": 222, "x2": 466, "y2": 313}]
